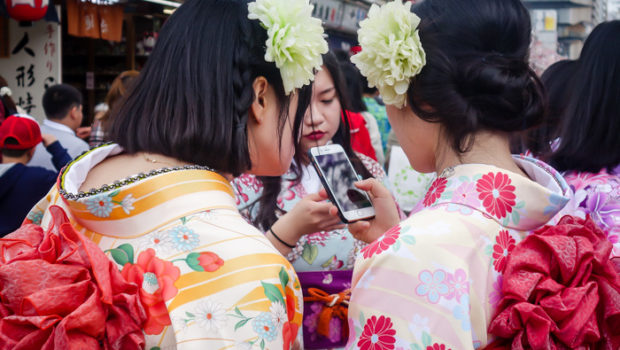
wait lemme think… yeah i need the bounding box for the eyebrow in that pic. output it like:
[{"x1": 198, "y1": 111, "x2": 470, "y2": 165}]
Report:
[{"x1": 318, "y1": 87, "x2": 335, "y2": 95}]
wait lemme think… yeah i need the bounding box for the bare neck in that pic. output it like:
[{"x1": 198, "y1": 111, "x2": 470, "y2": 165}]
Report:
[
  {"x1": 435, "y1": 131, "x2": 527, "y2": 178},
  {"x1": 2, "y1": 154, "x2": 30, "y2": 165}
]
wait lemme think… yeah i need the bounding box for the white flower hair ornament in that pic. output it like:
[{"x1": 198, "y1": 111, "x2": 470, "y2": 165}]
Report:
[
  {"x1": 0, "y1": 87, "x2": 12, "y2": 98},
  {"x1": 248, "y1": 0, "x2": 329, "y2": 95},
  {"x1": 351, "y1": 0, "x2": 426, "y2": 108}
]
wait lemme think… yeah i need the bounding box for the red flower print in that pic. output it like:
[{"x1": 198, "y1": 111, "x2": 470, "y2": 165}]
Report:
[
  {"x1": 282, "y1": 321, "x2": 299, "y2": 350},
  {"x1": 357, "y1": 315, "x2": 396, "y2": 350},
  {"x1": 121, "y1": 248, "x2": 181, "y2": 335},
  {"x1": 423, "y1": 177, "x2": 448, "y2": 207},
  {"x1": 475, "y1": 172, "x2": 516, "y2": 219},
  {"x1": 361, "y1": 225, "x2": 401, "y2": 259},
  {"x1": 427, "y1": 344, "x2": 451, "y2": 350},
  {"x1": 285, "y1": 286, "x2": 296, "y2": 322},
  {"x1": 197, "y1": 251, "x2": 224, "y2": 272},
  {"x1": 492, "y1": 230, "x2": 516, "y2": 273}
]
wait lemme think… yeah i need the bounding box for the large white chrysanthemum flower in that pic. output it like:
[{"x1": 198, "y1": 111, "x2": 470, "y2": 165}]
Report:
[
  {"x1": 248, "y1": 0, "x2": 328, "y2": 95},
  {"x1": 351, "y1": 0, "x2": 426, "y2": 108}
]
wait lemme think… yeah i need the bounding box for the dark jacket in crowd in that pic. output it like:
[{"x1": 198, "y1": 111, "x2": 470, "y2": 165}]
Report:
[{"x1": 0, "y1": 141, "x2": 71, "y2": 236}]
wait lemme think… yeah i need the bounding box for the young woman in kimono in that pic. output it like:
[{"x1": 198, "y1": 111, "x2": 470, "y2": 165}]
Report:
[
  {"x1": 233, "y1": 52, "x2": 402, "y2": 348},
  {"x1": 546, "y1": 21, "x2": 620, "y2": 258},
  {"x1": 343, "y1": 0, "x2": 572, "y2": 349},
  {"x1": 19, "y1": 0, "x2": 328, "y2": 348}
]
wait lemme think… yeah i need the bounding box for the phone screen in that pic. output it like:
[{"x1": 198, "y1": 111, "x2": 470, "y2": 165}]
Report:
[{"x1": 314, "y1": 152, "x2": 372, "y2": 211}]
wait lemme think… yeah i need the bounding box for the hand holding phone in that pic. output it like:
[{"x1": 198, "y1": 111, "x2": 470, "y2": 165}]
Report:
[
  {"x1": 279, "y1": 192, "x2": 346, "y2": 237},
  {"x1": 309, "y1": 144, "x2": 376, "y2": 223},
  {"x1": 347, "y1": 178, "x2": 401, "y2": 243}
]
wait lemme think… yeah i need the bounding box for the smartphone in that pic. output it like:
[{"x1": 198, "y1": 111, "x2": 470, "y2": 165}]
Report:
[{"x1": 308, "y1": 144, "x2": 375, "y2": 223}]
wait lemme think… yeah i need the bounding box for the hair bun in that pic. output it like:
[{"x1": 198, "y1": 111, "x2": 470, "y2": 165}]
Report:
[
  {"x1": 408, "y1": 0, "x2": 547, "y2": 153},
  {"x1": 454, "y1": 53, "x2": 544, "y2": 133}
]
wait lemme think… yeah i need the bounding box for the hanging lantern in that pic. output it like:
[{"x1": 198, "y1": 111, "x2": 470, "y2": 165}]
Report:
[{"x1": 6, "y1": 0, "x2": 49, "y2": 22}]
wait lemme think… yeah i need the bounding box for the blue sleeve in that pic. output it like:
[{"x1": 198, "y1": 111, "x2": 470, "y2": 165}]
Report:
[{"x1": 45, "y1": 141, "x2": 72, "y2": 171}]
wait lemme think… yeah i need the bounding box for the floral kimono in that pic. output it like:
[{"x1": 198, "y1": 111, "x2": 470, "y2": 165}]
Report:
[
  {"x1": 233, "y1": 153, "x2": 399, "y2": 348},
  {"x1": 346, "y1": 156, "x2": 571, "y2": 350},
  {"x1": 563, "y1": 166, "x2": 620, "y2": 258},
  {"x1": 24, "y1": 144, "x2": 303, "y2": 350}
]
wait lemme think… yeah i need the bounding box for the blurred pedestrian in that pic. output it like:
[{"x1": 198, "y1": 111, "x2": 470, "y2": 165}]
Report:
[
  {"x1": 0, "y1": 115, "x2": 70, "y2": 235},
  {"x1": 29, "y1": 84, "x2": 88, "y2": 170},
  {"x1": 550, "y1": 20, "x2": 620, "y2": 257},
  {"x1": 89, "y1": 70, "x2": 139, "y2": 147}
]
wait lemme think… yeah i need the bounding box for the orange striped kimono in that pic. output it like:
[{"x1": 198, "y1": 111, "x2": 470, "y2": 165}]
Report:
[{"x1": 25, "y1": 144, "x2": 303, "y2": 350}]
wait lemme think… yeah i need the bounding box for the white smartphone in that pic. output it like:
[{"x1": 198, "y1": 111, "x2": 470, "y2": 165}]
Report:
[{"x1": 308, "y1": 144, "x2": 375, "y2": 223}]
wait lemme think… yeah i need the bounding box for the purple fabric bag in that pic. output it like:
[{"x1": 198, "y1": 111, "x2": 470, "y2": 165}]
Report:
[{"x1": 298, "y1": 269, "x2": 353, "y2": 349}]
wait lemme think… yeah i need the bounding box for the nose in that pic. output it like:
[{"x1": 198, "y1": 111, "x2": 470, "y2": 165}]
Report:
[{"x1": 304, "y1": 101, "x2": 325, "y2": 127}]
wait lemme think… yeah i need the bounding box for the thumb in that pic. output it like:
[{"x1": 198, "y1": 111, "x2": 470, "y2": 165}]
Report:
[{"x1": 354, "y1": 178, "x2": 391, "y2": 199}]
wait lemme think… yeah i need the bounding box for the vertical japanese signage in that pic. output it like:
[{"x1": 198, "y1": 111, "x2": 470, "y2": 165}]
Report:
[{"x1": 0, "y1": 17, "x2": 61, "y2": 121}]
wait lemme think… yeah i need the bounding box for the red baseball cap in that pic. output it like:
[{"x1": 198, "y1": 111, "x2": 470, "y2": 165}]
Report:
[{"x1": 0, "y1": 115, "x2": 42, "y2": 150}]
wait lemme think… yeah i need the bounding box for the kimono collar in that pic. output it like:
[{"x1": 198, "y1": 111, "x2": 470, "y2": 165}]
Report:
[
  {"x1": 57, "y1": 144, "x2": 237, "y2": 237},
  {"x1": 421, "y1": 155, "x2": 570, "y2": 231}
]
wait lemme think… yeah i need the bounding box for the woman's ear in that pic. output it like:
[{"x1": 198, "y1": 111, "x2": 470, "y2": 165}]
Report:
[{"x1": 249, "y1": 76, "x2": 269, "y2": 124}]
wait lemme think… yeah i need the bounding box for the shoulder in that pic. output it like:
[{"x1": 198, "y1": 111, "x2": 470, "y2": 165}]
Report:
[
  {"x1": 23, "y1": 165, "x2": 57, "y2": 178},
  {"x1": 68, "y1": 135, "x2": 89, "y2": 150},
  {"x1": 48, "y1": 128, "x2": 88, "y2": 149},
  {"x1": 564, "y1": 169, "x2": 620, "y2": 188}
]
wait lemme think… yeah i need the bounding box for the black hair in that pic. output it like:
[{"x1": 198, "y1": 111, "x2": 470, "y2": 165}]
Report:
[
  {"x1": 253, "y1": 52, "x2": 373, "y2": 231},
  {"x1": 332, "y1": 48, "x2": 351, "y2": 62},
  {"x1": 409, "y1": 0, "x2": 546, "y2": 153},
  {"x1": 522, "y1": 60, "x2": 577, "y2": 156},
  {"x1": 1, "y1": 138, "x2": 30, "y2": 158},
  {"x1": 108, "y1": 0, "x2": 311, "y2": 177},
  {"x1": 339, "y1": 61, "x2": 368, "y2": 113},
  {"x1": 0, "y1": 76, "x2": 17, "y2": 122},
  {"x1": 42, "y1": 84, "x2": 83, "y2": 120},
  {"x1": 550, "y1": 20, "x2": 620, "y2": 173},
  {"x1": 360, "y1": 75, "x2": 378, "y2": 96}
]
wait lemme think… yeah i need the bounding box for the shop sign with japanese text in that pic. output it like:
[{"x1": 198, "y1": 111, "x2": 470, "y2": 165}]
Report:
[{"x1": 0, "y1": 17, "x2": 61, "y2": 122}]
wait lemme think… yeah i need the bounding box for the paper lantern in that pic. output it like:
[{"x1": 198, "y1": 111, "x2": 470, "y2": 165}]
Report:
[{"x1": 6, "y1": 0, "x2": 49, "y2": 22}]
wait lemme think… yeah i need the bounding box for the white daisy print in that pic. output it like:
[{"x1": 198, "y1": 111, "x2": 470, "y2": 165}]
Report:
[
  {"x1": 138, "y1": 231, "x2": 174, "y2": 255},
  {"x1": 194, "y1": 300, "x2": 226, "y2": 331},
  {"x1": 168, "y1": 225, "x2": 200, "y2": 251},
  {"x1": 269, "y1": 301, "x2": 287, "y2": 330},
  {"x1": 120, "y1": 194, "x2": 137, "y2": 214}
]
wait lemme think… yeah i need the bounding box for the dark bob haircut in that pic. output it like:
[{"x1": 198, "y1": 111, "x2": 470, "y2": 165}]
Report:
[
  {"x1": 550, "y1": 20, "x2": 620, "y2": 173},
  {"x1": 42, "y1": 84, "x2": 83, "y2": 120},
  {"x1": 409, "y1": 0, "x2": 546, "y2": 153},
  {"x1": 108, "y1": 0, "x2": 311, "y2": 176}
]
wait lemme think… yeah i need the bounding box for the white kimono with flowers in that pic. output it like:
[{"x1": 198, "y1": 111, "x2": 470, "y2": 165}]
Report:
[
  {"x1": 346, "y1": 156, "x2": 570, "y2": 350},
  {"x1": 26, "y1": 144, "x2": 304, "y2": 350}
]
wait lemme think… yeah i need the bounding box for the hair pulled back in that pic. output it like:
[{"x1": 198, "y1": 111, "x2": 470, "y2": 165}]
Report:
[
  {"x1": 408, "y1": 0, "x2": 546, "y2": 153},
  {"x1": 109, "y1": 0, "x2": 310, "y2": 176}
]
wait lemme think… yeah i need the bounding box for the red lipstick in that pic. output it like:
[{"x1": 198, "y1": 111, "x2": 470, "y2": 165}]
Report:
[{"x1": 305, "y1": 130, "x2": 326, "y2": 141}]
